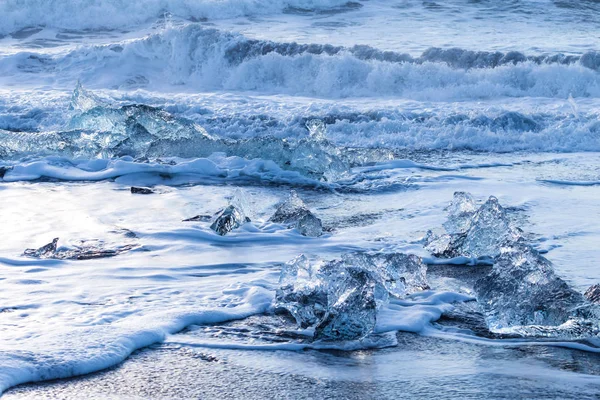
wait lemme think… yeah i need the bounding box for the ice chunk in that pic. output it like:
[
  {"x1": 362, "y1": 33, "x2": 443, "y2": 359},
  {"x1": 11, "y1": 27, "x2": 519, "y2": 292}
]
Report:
[
  {"x1": 296, "y1": 213, "x2": 323, "y2": 237},
  {"x1": 314, "y1": 267, "x2": 377, "y2": 341},
  {"x1": 275, "y1": 252, "x2": 429, "y2": 340},
  {"x1": 130, "y1": 186, "x2": 155, "y2": 194},
  {"x1": 443, "y1": 191, "x2": 477, "y2": 234},
  {"x1": 210, "y1": 205, "x2": 250, "y2": 236},
  {"x1": 275, "y1": 255, "x2": 327, "y2": 328},
  {"x1": 474, "y1": 244, "x2": 584, "y2": 331},
  {"x1": 23, "y1": 238, "x2": 59, "y2": 258},
  {"x1": 452, "y1": 196, "x2": 522, "y2": 258},
  {"x1": 423, "y1": 230, "x2": 453, "y2": 257},
  {"x1": 585, "y1": 284, "x2": 600, "y2": 304},
  {"x1": 270, "y1": 191, "x2": 323, "y2": 237},
  {"x1": 23, "y1": 238, "x2": 136, "y2": 260},
  {"x1": 430, "y1": 195, "x2": 522, "y2": 258}
]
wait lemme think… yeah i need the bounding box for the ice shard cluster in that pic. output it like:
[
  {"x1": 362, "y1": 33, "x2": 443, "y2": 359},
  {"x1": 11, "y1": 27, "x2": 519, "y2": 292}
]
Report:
[
  {"x1": 426, "y1": 192, "x2": 522, "y2": 259},
  {"x1": 275, "y1": 252, "x2": 428, "y2": 341},
  {"x1": 427, "y1": 192, "x2": 600, "y2": 337}
]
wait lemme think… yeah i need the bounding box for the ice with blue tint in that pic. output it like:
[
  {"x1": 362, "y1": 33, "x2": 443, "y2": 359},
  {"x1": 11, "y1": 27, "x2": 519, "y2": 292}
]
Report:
[{"x1": 275, "y1": 252, "x2": 428, "y2": 340}]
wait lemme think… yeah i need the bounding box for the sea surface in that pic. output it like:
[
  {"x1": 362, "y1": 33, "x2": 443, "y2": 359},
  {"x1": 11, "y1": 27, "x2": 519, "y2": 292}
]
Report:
[{"x1": 1, "y1": 0, "x2": 600, "y2": 398}]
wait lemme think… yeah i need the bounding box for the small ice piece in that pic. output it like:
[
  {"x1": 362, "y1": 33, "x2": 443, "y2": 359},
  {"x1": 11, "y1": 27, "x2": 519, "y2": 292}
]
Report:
[
  {"x1": 23, "y1": 238, "x2": 136, "y2": 260},
  {"x1": 443, "y1": 191, "x2": 477, "y2": 234},
  {"x1": 210, "y1": 205, "x2": 250, "y2": 236},
  {"x1": 474, "y1": 244, "x2": 584, "y2": 330},
  {"x1": 585, "y1": 284, "x2": 600, "y2": 304},
  {"x1": 296, "y1": 213, "x2": 323, "y2": 237},
  {"x1": 446, "y1": 196, "x2": 522, "y2": 258},
  {"x1": 278, "y1": 254, "x2": 312, "y2": 285},
  {"x1": 130, "y1": 186, "x2": 155, "y2": 194},
  {"x1": 24, "y1": 238, "x2": 59, "y2": 258},
  {"x1": 270, "y1": 191, "x2": 323, "y2": 237},
  {"x1": 314, "y1": 267, "x2": 377, "y2": 341},
  {"x1": 182, "y1": 215, "x2": 213, "y2": 222}
]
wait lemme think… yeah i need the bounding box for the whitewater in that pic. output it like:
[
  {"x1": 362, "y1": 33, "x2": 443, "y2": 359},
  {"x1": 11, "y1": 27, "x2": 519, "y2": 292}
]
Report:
[{"x1": 1, "y1": 0, "x2": 600, "y2": 398}]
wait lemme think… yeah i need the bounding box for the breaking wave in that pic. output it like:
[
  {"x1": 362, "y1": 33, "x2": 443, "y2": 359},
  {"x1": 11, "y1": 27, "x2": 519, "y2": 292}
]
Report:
[{"x1": 2, "y1": 26, "x2": 600, "y2": 100}]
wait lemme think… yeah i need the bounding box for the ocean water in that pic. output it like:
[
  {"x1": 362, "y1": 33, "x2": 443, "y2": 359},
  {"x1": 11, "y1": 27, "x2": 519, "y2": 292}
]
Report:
[{"x1": 1, "y1": 1, "x2": 600, "y2": 398}]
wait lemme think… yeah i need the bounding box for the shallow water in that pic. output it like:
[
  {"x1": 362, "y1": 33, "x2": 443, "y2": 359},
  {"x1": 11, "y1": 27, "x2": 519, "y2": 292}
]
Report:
[{"x1": 1, "y1": 0, "x2": 600, "y2": 397}]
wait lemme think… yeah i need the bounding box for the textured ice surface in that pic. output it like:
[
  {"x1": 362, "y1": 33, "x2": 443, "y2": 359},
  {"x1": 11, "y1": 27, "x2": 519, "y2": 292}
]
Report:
[
  {"x1": 585, "y1": 284, "x2": 600, "y2": 304},
  {"x1": 443, "y1": 191, "x2": 477, "y2": 234},
  {"x1": 23, "y1": 238, "x2": 59, "y2": 258},
  {"x1": 474, "y1": 244, "x2": 585, "y2": 331},
  {"x1": 314, "y1": 267, "x2": 377, "y2": 341},
  {"x1": 270, "y1": 191, "x2": 323, "y2": 237},
  {"x1": 275, "y1": 252, "x2": 428, "y2": 340},
  {"x1": 340, "y1": 252, "x2": 429, "y2": 298},
  {"x1": 275, "y1": 255, "x2": 327, "y2": 328},
  {"x1": 23, "y1": 238, "x2": 137, "y2": 260},
  {"x1": 210, "y1": 205, "x2": 250, "y2": 236},
  {"x1": 209, "y1": 190, "x2": 252, "y2": 235},
  {"x1": 427, "y1": 194, "x2": 521, "y2": 258}
]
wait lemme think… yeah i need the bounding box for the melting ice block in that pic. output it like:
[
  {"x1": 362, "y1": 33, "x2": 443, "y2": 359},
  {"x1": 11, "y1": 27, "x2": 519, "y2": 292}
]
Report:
[
  {"x1": 314, "y1": 267, "x2": 377, "y2": 341},
  {"x1": 210, "y1": 205, "x2": 250, "y2": 236},
  {"x1": 270, "y1": 191, "x2": 323, "y2": 237},
  {"x1": 210, "y1": 190, "x2": 252, "y2": 236},
  {"x1": 427, "y1": 194, "x2": 521, "y2": 258},
  {"x1": 474, "y1": 244, "x2": 584, "y2": 330},
  {"x1": 275, "y1": 252, "x2": 429, "y2": 340}
]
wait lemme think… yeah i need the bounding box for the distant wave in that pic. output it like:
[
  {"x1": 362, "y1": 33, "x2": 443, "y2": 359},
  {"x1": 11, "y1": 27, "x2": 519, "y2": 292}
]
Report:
[{"x1": 0, "y1": 0, "x2": 356, "y2": 35}]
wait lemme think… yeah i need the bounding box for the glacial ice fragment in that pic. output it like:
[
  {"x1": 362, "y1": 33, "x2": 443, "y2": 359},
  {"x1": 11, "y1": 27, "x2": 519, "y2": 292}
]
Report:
[
  {"x1": 427, "y1": 195, "x2": 522, "y2": 258},
  {"x1": 69, "y1": 81, "x2": 103, "y2": 112},
  {"x1": 443, "y1": 191, "x2": 477, "y2": 234},
  {"x1": 210, "y1": 205, "x2": 250, "y2": 236},
  {"x1": 24, "y1": 238, "x2": 59, "y2": 258},
  {"x1": 451, "y1": 196, "x2": 522, "y2": 258},
  {"x1": 585, "y1": 284, "x2": 600, "y2": 304},
  {"x1": 340, "y1": 252, "x2": 429, "y2": 298},
  {"x1": 23, "y1": 238, "x2": 137, "y2": 260},
  {"x1": 131, "y1": 186, "x2": 155, "y2": 194},
  {"x1": 473, "y1": 244, "x2": 584, "y2": 330},
  {"x1": 270, "y1": 191, "x2": 323, "y2": 237},
  {"x1": 275, "y1": 255, "x2": 327, "y2": 328},
  {"x1": 314, "y1": 267, "x2": 377, "y2": 341},
  {"x1": 275, "y1": 252, "x2": 429, "y2": 340}
]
